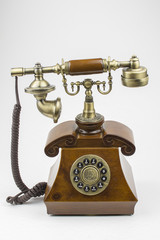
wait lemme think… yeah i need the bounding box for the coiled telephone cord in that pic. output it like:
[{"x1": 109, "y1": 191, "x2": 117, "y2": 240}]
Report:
[{"x1": 6, "y1": 77, "x2": 47, "y2": 204}]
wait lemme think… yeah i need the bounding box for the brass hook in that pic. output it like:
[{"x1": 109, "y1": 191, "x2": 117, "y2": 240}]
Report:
[
  {"x1": 60, "y1": 59, "x2": 80, "y2": 96},
  {"x1": 96, "y1": 57, "x2": 113, "y2": 95}
]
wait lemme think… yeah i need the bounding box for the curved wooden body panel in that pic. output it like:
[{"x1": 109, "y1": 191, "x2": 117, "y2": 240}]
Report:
[
  {"x1": 45, "y1": 121, "x2": 77, "y2": 157},
  {"x1": 44, "y1": 148, "x2": 137, "y2": 215},
  {"x1": 103, "y1": 121, "x2": 135, "y2": 156},
  {"x1": 45, "y1": 120, "x2": 135, "y2": 157}
]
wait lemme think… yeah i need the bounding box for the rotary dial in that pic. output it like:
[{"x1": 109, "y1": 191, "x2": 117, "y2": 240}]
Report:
[{"x1": 70, "y1": 154, "x2": 111, "y2": 196}]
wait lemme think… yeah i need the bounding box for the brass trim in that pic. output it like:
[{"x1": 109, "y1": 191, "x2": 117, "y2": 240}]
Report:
[
  {"x1": 121, "y1": 76, "x2": 148, "y2": 87},
  {"x1": 102, "y1": 59, "x2": 108, "y2": 72},
  {"x1": 11, "y1": 67, "x2": 25, "y2": 76},
  {"x1": 76, "y1": 113, "x2": 104, "y2": 123}
]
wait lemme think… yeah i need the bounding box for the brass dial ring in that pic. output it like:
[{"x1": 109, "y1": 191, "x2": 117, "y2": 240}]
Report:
[{"x1": 70, "y1": 154, "x2": 111, "y2": 196}]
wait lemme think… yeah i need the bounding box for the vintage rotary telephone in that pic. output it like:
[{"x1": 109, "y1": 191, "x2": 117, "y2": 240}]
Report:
[{"x1": 7, "y1": 56, "x2": 148, "y2": 215}]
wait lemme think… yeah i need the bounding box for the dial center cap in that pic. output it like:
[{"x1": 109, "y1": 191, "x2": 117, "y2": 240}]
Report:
[{"x1": 81, "y1": 166, "x2": 99, "y2": 185}]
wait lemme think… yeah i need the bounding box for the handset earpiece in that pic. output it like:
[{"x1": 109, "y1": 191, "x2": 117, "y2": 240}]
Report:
[{"x1": 121, "y1": 55, "x2": 148, "y2": 87}]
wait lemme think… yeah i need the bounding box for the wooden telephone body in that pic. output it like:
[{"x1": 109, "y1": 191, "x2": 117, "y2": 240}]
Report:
[
  {"x1": 9, "y1": 56, "x2": 148, "y2": 215},
  {"x1": 44, "y1": 120, "x2": 137, "y2": 215}
]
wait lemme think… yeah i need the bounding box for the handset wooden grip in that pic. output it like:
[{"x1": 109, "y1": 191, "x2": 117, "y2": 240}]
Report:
[{"x1": 68, "y1": 58, "x2": 104, "y2": 75}]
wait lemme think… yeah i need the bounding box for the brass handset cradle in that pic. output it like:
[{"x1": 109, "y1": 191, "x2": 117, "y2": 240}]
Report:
[
  {"x1": 60, "y1": 57, "x2": 113, "y2": 96},
  {"x1": 11, "y1": 55, "x2": 148, "y2": 125}
]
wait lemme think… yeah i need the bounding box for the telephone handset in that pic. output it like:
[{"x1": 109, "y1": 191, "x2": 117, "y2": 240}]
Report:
[{"x1": 7, "y1": 56, "x2": 148, "y2": 215}]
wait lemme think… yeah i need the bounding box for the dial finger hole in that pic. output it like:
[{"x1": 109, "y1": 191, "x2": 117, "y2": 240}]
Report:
[
  {"x1": 83, "y1": 158, "x2": 90, "y2": 165},
  {"x1": 101, "y1": 176, "x2": 107, "y2": 182},
  {"x1": 74, "y1": 176, "x2": 79, "y2": 182},
  {"x1": 97, "y1": 162, "x2": 103, "y2": 168},
  {"x1": 84, "y1": 186, "x2": 90, "y2": 192},
  {"x1": 77, "y1": 162, "x2": 83, "y2": 168},
  {"x1": 101, "y1": 168, "x2": 107, "y2": 174},
  {"x1": 74, "y1": 168, "x2": 79, "y2": 175},
  {"x1": 98, "y1": 182, "x2": 104, "y2": 188}
]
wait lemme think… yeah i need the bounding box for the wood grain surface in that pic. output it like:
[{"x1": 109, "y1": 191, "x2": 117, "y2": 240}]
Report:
[
  {"x1": 68, "y1": 58, "x2": 104, "y2": 75},
  {"x1": 44, "y1": 148, "x2": 137, "y2": 215}
]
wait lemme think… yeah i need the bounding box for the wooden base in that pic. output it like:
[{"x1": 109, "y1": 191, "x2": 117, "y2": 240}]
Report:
[
  {"x1": 44, "y1": 148, "x2": 138, "y2": 215},
  {"x1": 45, "y1": 202, "x2": 136, "y2": 215}
]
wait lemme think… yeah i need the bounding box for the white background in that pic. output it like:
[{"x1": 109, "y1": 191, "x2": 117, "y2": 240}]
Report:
[{"x1": 0, "y1": 0, "x2": 160, "y2": 239}]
